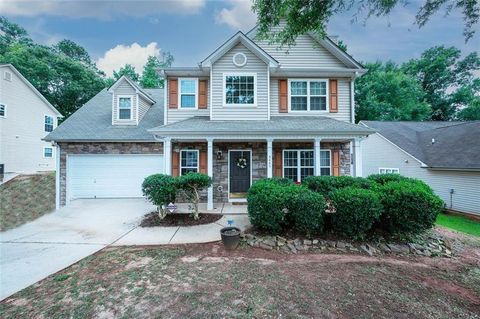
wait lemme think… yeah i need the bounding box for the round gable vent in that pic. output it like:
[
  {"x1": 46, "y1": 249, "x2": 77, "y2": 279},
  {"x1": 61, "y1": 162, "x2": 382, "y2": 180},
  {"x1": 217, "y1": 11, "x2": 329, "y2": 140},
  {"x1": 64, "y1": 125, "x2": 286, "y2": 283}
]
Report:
[{"x1": 233, "y1": 52, "x2": 247, "y2": 67}]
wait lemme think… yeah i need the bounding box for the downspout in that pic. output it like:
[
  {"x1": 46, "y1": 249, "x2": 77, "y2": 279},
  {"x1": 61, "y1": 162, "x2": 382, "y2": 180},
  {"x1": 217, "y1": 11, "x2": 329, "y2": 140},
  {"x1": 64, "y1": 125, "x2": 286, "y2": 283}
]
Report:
[
  {"x1": 350, "y1": 71, "x2": 358, "y2": 124},
  {"x1": 54, "y1": 141, "x2": 60, "y2": 209}
]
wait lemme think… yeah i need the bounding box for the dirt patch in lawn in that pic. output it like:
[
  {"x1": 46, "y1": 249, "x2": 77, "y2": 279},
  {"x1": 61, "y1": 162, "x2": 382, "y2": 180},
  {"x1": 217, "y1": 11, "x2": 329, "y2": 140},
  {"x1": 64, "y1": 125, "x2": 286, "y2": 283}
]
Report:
[
  {"x1": 140, "y1": 212, "x2": 222, "y2": 227},
  {"x1": 1, "y1": 231, "x2": 479, "y2": 319},
  {"x1": 0, "y1": 173, "x2": 55, "y2": 231}
]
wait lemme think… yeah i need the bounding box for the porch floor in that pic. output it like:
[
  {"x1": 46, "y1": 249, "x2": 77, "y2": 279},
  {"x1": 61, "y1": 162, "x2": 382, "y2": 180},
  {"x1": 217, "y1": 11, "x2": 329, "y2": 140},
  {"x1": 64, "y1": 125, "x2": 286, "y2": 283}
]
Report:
[{"x1": 175, "y1": 202, "x2": 248, "y2": 215}]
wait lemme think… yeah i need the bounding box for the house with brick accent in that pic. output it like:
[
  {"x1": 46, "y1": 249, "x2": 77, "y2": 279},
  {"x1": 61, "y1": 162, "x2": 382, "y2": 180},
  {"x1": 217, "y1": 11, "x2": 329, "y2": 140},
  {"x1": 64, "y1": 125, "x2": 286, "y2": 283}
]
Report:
[{"x1": 45, "y1": 27, "x2": 374, "y2": 209}]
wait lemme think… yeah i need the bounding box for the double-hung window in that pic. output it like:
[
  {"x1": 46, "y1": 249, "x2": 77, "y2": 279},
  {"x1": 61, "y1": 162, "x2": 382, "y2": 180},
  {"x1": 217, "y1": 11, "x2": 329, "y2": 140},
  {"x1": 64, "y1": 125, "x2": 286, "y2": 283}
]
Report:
[
  {"x1": 283, "y1": 149, "x2": 331, "y2": 182},
  {"x1": 118, "y1": 96, "x2": 132, "y2": 120},
  {"x1": 0, "y1": 104, "x2": 5, "y2": 117},
  {"x1": 379, "y1": 168, "x2": 399, "y2": 174},
  {"x1": 180, "y1": 150, "x2": 199, "y2": 175},
  {"x1": 225, "y1": 74, "x2": 256, "y2": 105},
  {"x1": 44, "y1": 115, "x2": 54, "y2": 132},
  {"x1": 179, "y1": 79, "x2": 197, "y2": 108},
  {"x1": 290, "y1": 80, "x2": 328, "y2": 111},
  {"x1": 44, "y1": 147, "x2": 53, "y2": 158}
]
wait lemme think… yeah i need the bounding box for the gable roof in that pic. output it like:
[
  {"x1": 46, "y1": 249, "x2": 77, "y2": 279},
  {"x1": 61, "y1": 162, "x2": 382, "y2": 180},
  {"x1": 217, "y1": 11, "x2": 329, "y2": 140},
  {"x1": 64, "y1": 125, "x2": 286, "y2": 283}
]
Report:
[
  {"x1": 44, "y1": 88, "x2": 163, "y2": 142},
  {"x1": 200, "y1": 31, "x2": 279, "y2": 68},
  {"x1": 361, "y1": 121, "x2": 480, "y2": 170},
  {"x1": 246, "y1": 25, "x2": 365, "y2": 71},
  {"x1": 0, "y1": 64, "x2": 63, "y2": 117},
  {"x1": 107, "y1": 75, "x2": 156, "y2": 104}
]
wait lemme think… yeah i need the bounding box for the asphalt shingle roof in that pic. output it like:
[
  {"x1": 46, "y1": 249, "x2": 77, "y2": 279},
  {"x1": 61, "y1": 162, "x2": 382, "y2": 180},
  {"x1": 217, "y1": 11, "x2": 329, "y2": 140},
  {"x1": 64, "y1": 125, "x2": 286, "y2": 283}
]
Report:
[
  {"x1": 45, "y1": 88, "x2": 164, "y2": 142},
  {"x1": 361, "y1": 121, "x2": 480, "y2": 169},
  {"x1": 149, "y1": 116, "x2": 374, "y2": 135}
]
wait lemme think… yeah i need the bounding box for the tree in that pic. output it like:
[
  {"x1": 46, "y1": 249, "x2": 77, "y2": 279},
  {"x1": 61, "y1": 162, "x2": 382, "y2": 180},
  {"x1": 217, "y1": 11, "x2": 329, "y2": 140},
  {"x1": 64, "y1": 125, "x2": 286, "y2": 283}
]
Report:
[
  {"x1": 113, "y1": 64, "x2": 139, "y2": 82},
  {"x1": 139, "y1": 52, "x2": 174, "y2": 88},
  {"x1": 402, "y1": 46, "x2": 480, "y2": 120},
  {"x1": 252, "y1": 0, "x2": 479, "y2": 46},
  {"x1": 0, "y1": 18, "x2": 106, "y2": 118},
  {"x1": 355, "y1": 62, "x2": 431, "y2": 121},
  {"x1": 456, "y1": 100, "x2": 480, "y2": 120}
]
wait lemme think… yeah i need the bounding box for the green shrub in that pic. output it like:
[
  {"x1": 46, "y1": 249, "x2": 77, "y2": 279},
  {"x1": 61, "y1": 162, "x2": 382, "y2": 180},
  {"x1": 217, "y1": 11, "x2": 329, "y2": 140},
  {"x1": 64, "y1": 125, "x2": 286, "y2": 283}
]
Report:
[
  {"x1": 330, "y1": 187, "x2": 383, "y2": 239},
  {"x1": 378, "y1": 180, "x2": 444, "y2": 234},
  {"x1": 303, "y1": 175, "x2": 374, "y2": 196},
  {"x1": 367, "y1": 173, "x2": 408, "y2": 185},
  {"x1": 142, "y1": 174, "x2": 178, "y2": 218},
  {"x1": 287, "y1": 186, "x2": 326, "y2": 236},
  {"x1": 176, "y1": 172, "x2": 212, "y2": 220},
  {"x1": 247, "y1": 179, "x2": 291, "y2": 233}
]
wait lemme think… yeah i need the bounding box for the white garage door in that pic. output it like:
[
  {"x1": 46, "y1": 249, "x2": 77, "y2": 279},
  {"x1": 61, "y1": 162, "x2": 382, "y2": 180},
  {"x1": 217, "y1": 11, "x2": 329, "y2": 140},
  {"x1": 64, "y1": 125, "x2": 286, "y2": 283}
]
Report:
[{"x1": 68, "y1": 155, "x2": 164, "y2": 199}]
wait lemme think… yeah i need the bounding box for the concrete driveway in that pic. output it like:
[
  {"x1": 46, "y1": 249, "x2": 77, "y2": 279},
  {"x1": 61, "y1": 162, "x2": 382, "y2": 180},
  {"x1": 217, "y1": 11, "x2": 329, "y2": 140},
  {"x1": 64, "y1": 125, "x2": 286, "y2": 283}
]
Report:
[{"x1": 0, "y1": 199, "x2": 153, "y2": 300}]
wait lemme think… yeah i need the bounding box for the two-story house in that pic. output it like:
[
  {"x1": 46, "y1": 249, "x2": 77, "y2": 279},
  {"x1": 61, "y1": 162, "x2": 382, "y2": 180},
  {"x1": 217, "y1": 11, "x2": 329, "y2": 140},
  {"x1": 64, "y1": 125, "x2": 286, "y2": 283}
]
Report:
[
  {"x1": 45, "y1": 27, "x2": 374, "y2": 209},
  {"x1": 0, "y1": 64, "x2": 62, "y2": 178}
]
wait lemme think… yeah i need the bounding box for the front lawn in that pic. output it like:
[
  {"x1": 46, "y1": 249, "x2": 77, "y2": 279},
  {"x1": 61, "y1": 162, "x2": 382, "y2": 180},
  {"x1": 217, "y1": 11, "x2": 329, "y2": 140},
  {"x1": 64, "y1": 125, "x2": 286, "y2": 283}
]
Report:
[
  {"x1": 1, "y1": 236, "x2": 479, "y2": 318},
  {"x1": 436, "y1": 213, "x2": 480, "y2": 237},
  {"x1": 0, "y1": 173, "x2": 55, "y2": 231}
]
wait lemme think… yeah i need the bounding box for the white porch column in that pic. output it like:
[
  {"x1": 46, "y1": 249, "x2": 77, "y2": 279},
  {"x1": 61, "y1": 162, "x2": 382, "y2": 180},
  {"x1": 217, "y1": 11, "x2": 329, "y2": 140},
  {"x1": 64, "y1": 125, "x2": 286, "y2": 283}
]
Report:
[
  {"x1": 207, "y1": 137, "x2": 214, "y2": 211},
  {"x1": 354, "y1": 137, "x2": 363, "y2": 177},
  {"x1": 55, "y1": 143, "x2": 60, "y2": 209},
  {"x1": 164, "y1": 137, "x2": 172, "y2": 175},
  {"x1": 314, "y1": 138, "x2": 321, "y2": 176},
  {"x1": 267, "y1": 138, "x2": 273, "y2": 178}
]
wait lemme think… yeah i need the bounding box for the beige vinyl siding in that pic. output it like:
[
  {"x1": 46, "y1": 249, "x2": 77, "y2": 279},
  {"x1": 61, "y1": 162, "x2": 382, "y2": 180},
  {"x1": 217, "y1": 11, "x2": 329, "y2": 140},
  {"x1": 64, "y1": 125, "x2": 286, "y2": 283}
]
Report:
[
  {"x1": 138, "y1": 95, "x2": 151, "y2": 122},
  {"x1": 362, "y1": 133, "x2": 480, "y2": 215},
  {"x1": 211, "y1": 43, "x2": 268, "y2": 120},
  {"x1": 254, "y1": 33, "x2": 347, "y2": 69},
  {"x1": 112, "y1": 78, "x2": 137, "y2": 125},
  {"x1": 0, "y1": 66, "x2": 58, "y2": 173},
  {"x1": 166, "y1": 78, "x2": 210, "y2": 124},
  {"x1": 270, "y1": 78, "x2": 351, "y2": 122}
]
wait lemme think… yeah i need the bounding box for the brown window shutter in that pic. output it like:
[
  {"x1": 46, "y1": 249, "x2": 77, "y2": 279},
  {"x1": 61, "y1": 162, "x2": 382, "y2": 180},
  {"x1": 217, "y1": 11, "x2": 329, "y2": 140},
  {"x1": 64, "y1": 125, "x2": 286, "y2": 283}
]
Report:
[
  {"x1": 172, "y1": 150, "x2": 179, "y2": 176},
  {"x1": 329, "y1": 79, "x2": 338, "y2": 113},
  {"x1": 199, "y1": 149, "x2": 207, "y2": 174},
  {"x1": 198, "y1": 80, "x2": 208, "y2": 109},
  {"x1": 278, "y1": 79, "x2": 288, "y2": 113},
  {"x1": 332, "y1": 150, "x2": 340, "y2": 176},
  {"x1": 274, "y1": 149, "x2": 283, "y2": 177},
  {"x1": 168, "y1": 79, "x2": 178, "y2": 109}
]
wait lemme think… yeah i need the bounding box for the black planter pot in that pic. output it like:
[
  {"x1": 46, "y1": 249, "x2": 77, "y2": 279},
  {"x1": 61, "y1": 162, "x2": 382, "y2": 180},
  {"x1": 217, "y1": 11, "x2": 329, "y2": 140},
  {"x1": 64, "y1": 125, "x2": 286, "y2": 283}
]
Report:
[{"x1": 220, "y1": 227, "x2": 241, "y2": 250}]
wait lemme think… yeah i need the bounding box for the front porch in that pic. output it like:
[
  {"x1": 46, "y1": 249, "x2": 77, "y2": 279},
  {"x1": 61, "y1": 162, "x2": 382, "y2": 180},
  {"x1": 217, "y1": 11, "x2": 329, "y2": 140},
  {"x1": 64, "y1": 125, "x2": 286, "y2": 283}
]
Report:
[{"x1": 163, "y1": 137, "x2": 364, "y2": 211}]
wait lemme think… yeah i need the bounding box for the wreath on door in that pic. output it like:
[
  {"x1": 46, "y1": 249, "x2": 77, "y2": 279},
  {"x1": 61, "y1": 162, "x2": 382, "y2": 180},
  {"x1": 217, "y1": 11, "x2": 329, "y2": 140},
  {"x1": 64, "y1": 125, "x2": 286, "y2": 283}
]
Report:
[{"x1": 236, "y1": 156, "x2": 248, "y2": 169}]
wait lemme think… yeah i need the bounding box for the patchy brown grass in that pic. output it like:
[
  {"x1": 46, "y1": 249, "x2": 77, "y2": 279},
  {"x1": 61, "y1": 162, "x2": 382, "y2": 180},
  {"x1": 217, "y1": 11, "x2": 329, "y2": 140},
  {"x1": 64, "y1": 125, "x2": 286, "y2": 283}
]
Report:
[
  {"x1": 0, "y1": 173, "x2": 55, "y2": 231},
  {"x1": 1, "y1": 232, "x2": 479, "y2": 319}
]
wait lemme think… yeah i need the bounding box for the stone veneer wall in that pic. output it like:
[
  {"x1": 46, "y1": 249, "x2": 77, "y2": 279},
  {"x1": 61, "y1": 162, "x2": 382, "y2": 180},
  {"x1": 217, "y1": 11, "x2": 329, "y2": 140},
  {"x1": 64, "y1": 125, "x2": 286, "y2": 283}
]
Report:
[{"x1": 58, "y1": 142, "x2": 163, "y2": 206}]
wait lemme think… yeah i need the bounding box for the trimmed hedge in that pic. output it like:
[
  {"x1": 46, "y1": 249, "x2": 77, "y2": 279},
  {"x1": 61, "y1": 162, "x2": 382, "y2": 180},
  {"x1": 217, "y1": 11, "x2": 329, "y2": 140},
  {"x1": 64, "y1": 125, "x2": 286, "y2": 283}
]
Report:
[
  {"x1": 367, "y1": 173, "x2": 408, "y2": 185},
  {"x1": 330, "y1": 187, "x2": 383, "y2": 239},
  {"x1": 247, "y1": 178, "x2": 326, "y2": 235},
  {"x1": 303, "y1": 175, "x2": 375, "y2": 196},
  {"x1": 142, "y1": 174, "x2": 177, "y2": 208},
  {"x1": 377, "y1": 180, "x2": 444, "y2": 234}
]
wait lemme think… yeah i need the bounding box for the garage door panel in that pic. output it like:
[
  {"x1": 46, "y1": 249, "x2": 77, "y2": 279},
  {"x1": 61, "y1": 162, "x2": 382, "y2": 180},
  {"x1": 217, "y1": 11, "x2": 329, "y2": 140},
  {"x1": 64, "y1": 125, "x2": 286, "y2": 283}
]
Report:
[{"x1": 69, "y1": 155, "x2": 164, "y2": 199}]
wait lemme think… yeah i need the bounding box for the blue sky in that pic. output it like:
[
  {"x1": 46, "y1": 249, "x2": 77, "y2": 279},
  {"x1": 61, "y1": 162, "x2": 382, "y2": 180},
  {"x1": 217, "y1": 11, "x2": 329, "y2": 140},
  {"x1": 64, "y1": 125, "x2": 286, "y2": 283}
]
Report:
[{"x1": 2, "y1": 0, "x2": 479, "y2": 76}]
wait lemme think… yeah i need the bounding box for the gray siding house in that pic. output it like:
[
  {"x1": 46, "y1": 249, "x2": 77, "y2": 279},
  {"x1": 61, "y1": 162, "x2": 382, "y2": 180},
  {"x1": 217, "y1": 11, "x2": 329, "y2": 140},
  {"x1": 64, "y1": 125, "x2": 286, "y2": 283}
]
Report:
[
  {"x1": 361, "y1": 121, "x2": 480, "y2": 216},
  {"x1": 46, "y1": 27, "x2": 375, "y2": 210}
]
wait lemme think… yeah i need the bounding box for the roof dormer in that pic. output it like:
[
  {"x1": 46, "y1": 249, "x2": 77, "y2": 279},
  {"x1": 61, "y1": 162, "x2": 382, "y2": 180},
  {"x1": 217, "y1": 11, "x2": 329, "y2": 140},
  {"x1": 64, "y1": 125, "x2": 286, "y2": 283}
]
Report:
[{"x1": 108, "y1": 76, "x2": 155, "y2": 126}]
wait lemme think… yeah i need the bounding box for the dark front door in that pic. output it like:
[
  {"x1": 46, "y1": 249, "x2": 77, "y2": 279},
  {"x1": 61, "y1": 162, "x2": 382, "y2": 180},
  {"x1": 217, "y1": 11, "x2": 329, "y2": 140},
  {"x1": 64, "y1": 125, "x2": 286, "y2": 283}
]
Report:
[{"x1": 229, "y1": 150, "x2": 251, "y2": 196}]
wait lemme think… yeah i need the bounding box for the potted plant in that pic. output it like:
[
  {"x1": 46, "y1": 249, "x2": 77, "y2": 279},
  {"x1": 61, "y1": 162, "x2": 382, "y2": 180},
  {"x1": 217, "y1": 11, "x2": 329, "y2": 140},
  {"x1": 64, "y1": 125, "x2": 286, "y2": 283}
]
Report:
[{"x1": 220, "y1": 226, "x2": 241, "y2": 250}]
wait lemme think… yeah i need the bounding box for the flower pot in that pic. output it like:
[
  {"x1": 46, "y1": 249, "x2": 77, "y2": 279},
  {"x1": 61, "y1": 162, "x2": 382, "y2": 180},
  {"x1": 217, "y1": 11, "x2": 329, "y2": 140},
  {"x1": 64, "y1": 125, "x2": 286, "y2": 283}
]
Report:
[{"x1": 220, "y1": 227, "x2": 241, "y2": 250}]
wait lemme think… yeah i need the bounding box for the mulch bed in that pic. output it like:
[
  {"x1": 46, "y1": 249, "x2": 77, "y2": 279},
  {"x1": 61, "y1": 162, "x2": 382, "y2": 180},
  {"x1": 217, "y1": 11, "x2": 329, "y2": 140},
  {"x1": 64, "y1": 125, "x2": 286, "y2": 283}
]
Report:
[{"x1": 140, "y1": 212, "x2": 223, "y2": 227}]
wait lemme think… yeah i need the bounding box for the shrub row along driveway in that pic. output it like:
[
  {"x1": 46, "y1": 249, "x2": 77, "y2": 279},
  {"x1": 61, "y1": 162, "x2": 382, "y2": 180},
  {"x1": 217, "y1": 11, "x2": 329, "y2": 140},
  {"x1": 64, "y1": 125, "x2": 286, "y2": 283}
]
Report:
[{"x1": 1, "y1": 233, "x2": 479, "y2": 318}]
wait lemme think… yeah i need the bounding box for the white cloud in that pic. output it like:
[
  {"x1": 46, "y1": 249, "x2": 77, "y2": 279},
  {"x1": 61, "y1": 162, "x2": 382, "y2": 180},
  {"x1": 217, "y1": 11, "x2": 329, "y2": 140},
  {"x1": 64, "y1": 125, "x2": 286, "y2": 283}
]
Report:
[
  {"x1": 0, "y1": 0, "x2": 205, "y2": 19},
  {"x1": 215, "y1": 0, "x2": 256, "y2": 30},
  {"x1": 97, "y1": 42, "x2": 161, "y2": 77}
]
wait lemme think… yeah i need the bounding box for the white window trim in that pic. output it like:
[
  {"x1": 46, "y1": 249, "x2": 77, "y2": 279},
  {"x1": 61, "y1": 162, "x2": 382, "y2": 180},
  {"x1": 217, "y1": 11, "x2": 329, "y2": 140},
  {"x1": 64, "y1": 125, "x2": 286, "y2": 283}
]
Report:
[
  {"x1": 44, "y1": 114, "x2": 55, "y2": 133},
  {"x1": 379, "y1": 168, "x2": 400, "y2": 174},
  {"x1": 180, "y1": 149, "x2": 199, "y2": 175},
  {"x1": 178, "y1": 78, "x2": 199, "y2": 110},
  {"x1": 4, "y1": 71, "x2": 12, "y2": 81},
  {"x1": 117, "y1": 95, "x2": 134, "y2": 121},
  {"x1": 282, "y1": 149, "x2": 331, "y2": 182},
  {"x1": 222, "y1": 72, "x2": 257, "y2": 107},
  {"x1": 0, "y1": 103, "x2": 6, "y2": 118},
  {"x1": 288, "y1": 79, "x2": 329, "y2": 112},
  {"x1": 319, "y1": 149, "x2": 332, "y2": 176},
  {"x1": 43, "y1": 146, "x2": 54, "y2": 158}
]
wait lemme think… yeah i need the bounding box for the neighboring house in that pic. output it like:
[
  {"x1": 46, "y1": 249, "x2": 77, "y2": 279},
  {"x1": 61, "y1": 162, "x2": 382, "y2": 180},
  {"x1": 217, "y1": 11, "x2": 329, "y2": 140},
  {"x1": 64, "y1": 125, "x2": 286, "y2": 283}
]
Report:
[
  {"x1": 45, "y1": 27, "x2": 374, "y2": 209},
  {"x1": 0, "y1": 64, "x2": 62, "y2": 176},
  {"x1": 361, "y1": 121, "x2": 480, "y2": 216}
]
